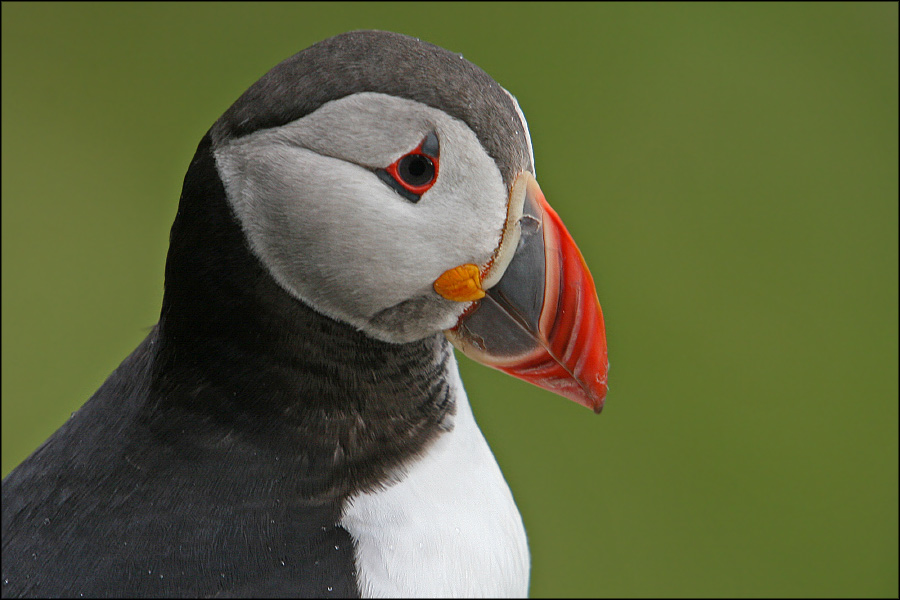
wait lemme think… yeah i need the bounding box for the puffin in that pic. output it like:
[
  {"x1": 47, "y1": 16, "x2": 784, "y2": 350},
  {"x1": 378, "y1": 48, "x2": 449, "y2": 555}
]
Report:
[{"x1": 1, "y1": 30, "x2": 608, "y2": 598}]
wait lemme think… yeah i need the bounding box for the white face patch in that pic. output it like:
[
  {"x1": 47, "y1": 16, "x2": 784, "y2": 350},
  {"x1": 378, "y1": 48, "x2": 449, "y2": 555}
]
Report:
[{"x1": 213, "y1": 93, "x2": 509, "y2": 343}]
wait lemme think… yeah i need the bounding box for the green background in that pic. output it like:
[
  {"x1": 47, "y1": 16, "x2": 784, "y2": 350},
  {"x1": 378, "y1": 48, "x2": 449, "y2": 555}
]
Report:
[{"x1": 3, "y1": 2, "x2": 897, "y2": 597}]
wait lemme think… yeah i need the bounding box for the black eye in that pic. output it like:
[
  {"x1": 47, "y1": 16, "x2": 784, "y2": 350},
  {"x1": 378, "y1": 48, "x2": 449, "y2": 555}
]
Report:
[{"x1": 397, "y1": 154, "x2": 435, "y2": 188}]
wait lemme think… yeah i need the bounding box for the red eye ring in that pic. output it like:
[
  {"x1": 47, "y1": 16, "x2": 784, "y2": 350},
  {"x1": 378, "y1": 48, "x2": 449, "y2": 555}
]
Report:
[
  {"x1": 387, "y1": 152, "x2": 437, "y2": 194},
  {"x1": 380, "y1": 133, "x2": 440, "y2": 199}
]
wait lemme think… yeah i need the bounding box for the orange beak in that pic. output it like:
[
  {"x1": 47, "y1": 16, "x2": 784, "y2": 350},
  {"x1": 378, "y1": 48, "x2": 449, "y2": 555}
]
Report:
[{"x1": 444, "y1": 172, "x2": 608, "y2": 412}]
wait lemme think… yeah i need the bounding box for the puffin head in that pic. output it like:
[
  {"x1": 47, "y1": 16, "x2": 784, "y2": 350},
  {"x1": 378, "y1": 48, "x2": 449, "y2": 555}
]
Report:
[{"x1": 176, "y1": 30, "x2": 608, "y2": 411}]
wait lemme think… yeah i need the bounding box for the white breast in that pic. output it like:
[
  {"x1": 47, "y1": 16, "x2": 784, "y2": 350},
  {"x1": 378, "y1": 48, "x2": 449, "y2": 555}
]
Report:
[{"x1": 340, "y1": 360, "x2": 530, "y2": 598}]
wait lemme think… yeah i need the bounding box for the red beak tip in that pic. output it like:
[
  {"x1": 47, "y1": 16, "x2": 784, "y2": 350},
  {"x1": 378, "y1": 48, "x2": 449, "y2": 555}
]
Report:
[
  {"x1": 562, "y1": 380, "x2": 606, "y2": 414},
  {"x1": 585, "y1": 379, "x2": 608, "y2": 414},
  {"x1": 588, "y1": 390, "x2": 607, "y2": 414}
]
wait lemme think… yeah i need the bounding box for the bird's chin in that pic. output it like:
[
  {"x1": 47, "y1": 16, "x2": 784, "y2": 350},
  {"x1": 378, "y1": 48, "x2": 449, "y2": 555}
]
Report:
[{"x1": 366, "y1": 294, "x2": 470, "y2": 344}]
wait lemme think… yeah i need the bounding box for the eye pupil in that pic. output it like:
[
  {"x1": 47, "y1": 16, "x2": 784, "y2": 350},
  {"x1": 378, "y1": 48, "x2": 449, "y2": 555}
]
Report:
[
  {"x1": 398, "y1": 154, "x2": 435, "y2": 187},
  {"x1": 408, "y1": 158, "x2": 426, "y2": 177}
]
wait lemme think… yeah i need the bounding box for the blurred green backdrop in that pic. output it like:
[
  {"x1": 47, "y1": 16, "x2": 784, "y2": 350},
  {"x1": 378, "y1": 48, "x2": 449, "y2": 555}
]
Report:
[{"x1": 2, "y1": 2, "x2": 897, "y2": 597}]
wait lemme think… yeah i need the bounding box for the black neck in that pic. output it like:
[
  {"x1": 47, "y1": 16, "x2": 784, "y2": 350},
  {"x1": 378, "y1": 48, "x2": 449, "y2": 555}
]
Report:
[{"x1": 149, "y1": 133, "x2": 456, "y2": 501}]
